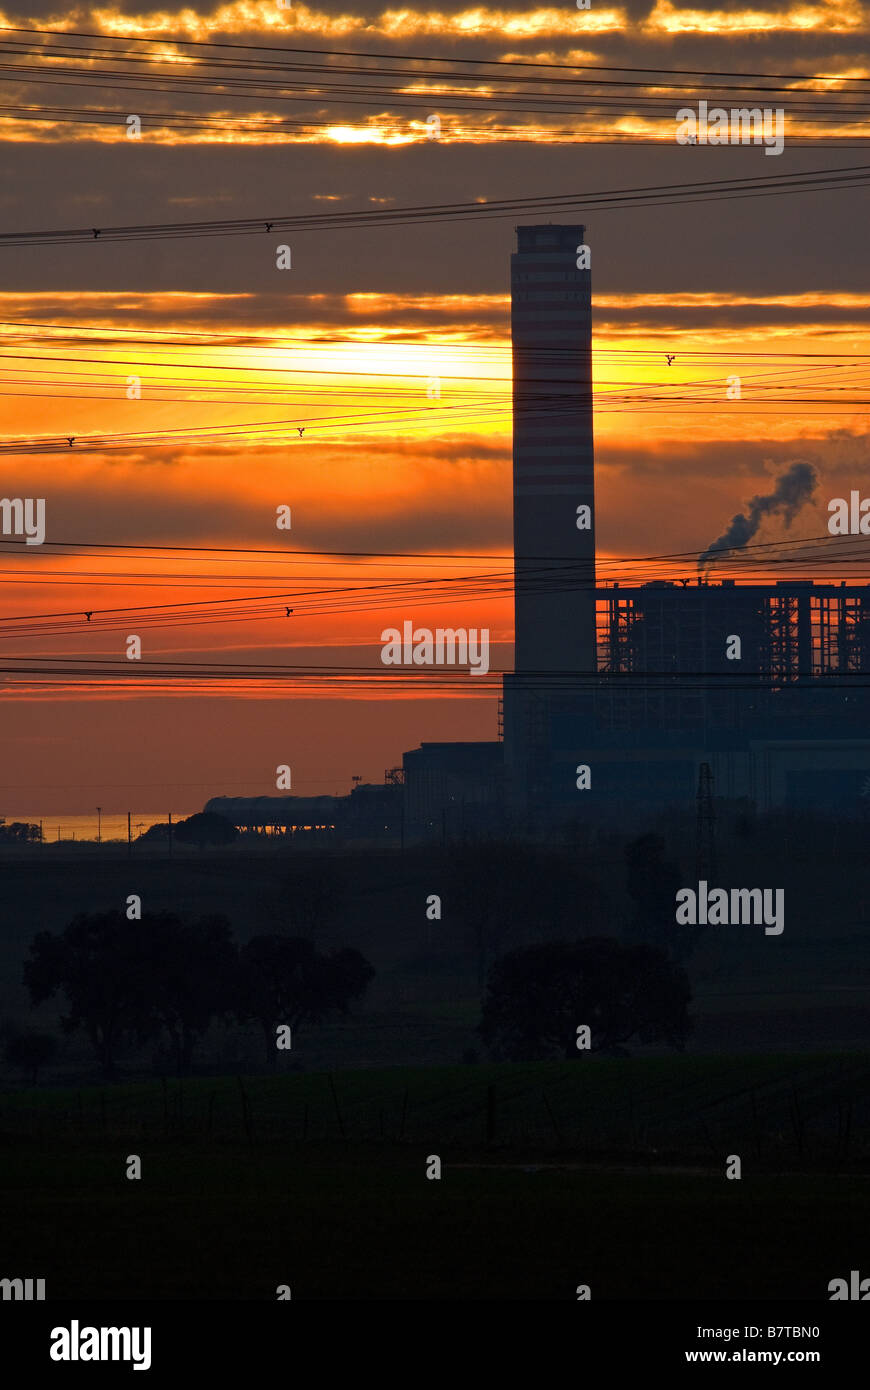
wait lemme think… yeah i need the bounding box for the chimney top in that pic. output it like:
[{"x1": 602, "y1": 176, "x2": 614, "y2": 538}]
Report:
[{"x1": 515, "y1": 224, "x2": 585, "y2": 252}]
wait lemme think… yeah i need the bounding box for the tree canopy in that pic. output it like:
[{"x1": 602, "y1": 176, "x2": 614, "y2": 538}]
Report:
[
  {"x1": 237, "y1": 934, "x2": 374, "y2": 1065},
  {"x1": 173, "y1": 812, "x2": 238, "y2": 846},
  {"x1": 23, "y1": 909, "x2": 238, "y2": 1076},
  {"x1": 479, "y1": 936, "x2": 692, "y2": 1060}
]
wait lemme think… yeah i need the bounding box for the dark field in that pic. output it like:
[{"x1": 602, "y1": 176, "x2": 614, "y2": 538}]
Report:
[
  {"x1": 2, "y1": 1056, "x2": 868, "y2": 1299},
  {"x1": 2, "y1": 835, "x2": 869, "y2": 1301}
]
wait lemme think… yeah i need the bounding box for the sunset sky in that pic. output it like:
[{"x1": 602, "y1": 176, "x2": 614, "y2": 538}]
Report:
[{"x1": 1, "y1": 0, "x2": 870, "y2": 814}]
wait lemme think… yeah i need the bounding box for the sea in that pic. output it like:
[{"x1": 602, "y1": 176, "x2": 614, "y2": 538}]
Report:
[{"x1": 1, "y1": 812, "x2": 196, "y2": 843}]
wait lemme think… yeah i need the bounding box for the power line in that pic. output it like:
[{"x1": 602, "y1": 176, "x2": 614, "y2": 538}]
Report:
[
  {"x1": 0, "y1": 529, "x2": 861, "y2": 563},
  {"x1": 6, "y1": 319, "x2": 870, "y2": 363},
  {"x1": 2, "y1": 165, "x2": 870, "y2": 250},
  {"x1": 3, "y1": 30, "x2": 870, "y2": 151},
  {"x1": 3, "y1": 25, "x2": 869, "y2": 88}
]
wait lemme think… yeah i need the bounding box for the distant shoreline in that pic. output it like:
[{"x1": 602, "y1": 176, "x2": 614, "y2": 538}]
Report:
[{"x1": 0, "y1": 812, "x2": 196, "y2": 843}]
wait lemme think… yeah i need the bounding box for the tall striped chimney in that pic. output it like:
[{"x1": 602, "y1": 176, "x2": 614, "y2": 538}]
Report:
[{"x1": 511, "y1": 224, "x2": 596, "y2": 674}]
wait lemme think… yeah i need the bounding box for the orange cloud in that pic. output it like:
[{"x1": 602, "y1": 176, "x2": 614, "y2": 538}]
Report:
[
  {"x1": 3, "y1": 3, "x2": 625, "y2": 40},
  {"x1": 645, "y1": 0, "x2": 864, "y2": 33}
]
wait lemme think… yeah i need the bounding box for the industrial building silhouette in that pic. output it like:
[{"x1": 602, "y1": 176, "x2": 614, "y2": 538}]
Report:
[
  {"x1": 406, "y1": 224, "x2": 870, "y2": 838},
  {"x1": 213, "y1": 225, "x2": 870, "y2": 842}
]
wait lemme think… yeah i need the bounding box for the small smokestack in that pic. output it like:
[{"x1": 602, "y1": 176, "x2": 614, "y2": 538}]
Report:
[{"x1": 698, "y1": 460, "x2": 818, "y2": 570}]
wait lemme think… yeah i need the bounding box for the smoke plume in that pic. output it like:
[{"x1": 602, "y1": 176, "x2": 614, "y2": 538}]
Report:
[{"x1": 698, "y1": 460, "x2": 818, "y2": 570}]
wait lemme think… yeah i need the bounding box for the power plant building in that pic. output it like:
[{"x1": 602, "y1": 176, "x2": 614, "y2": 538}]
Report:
[{"x1": 482, "y1": 226, "x2": 870, "y2": 830}]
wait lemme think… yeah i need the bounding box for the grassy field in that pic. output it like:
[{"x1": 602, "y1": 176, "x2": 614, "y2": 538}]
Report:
[
  {"x1": 2, "y1": 1054, "x2": 868, "y2": 1299},
  {"x1": 4, "y1": 1053, "x2": 869, "y2": 1155}
]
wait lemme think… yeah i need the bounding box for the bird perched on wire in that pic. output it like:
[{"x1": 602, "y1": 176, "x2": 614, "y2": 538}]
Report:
[
  {"x1": 666, "y1": 355, "x2": 675, "y2": 366},
  {"x1": 297, "y1": 427, "x2": 304, "y2": 437},
  {"x1": 84, "y1": 611, "x2": 93, "y2": 622},
  {"x1": 66, "y1": 437, "x2": 75, "y2": 446},
  {"x1": 285, "y1": 607, "x2": 294, "y2": 616}
]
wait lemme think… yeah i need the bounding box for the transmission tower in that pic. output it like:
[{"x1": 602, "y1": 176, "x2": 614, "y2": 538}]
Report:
[{"x1": 696, "y1": 762, "x2": 717, "y2": 882}]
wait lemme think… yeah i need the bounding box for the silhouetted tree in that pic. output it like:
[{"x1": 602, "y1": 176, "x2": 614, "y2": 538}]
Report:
[
  {"x1": 4, "y1": 1031, "x2": 58, "y2": 1084},
  {"x1": 0, "y1": 819, "x2": 41, "y2": 842},
  {"x1": 23, "y1": 909, "x2": 239, "y2": 1078},
  {"x1": 23, "y1": 911, "x2": 149, "y2": 1078},
  {"x1": 479, "y1": 937, "x2": 691, "y2": 1060},
  {"x1": 136, "y1": 821, "x2": 170, "y2": 843},
  {"x1": 135, "y1": 912, "x2": 238, "y2": 1074},
  {"x1": 237, "y1": 935, "x2": 374, "y2": 1066},
  {"x1": 449, "y1": 842, "x2": 606, "y2": 994},
  {"x1": 625, "y1": 833, "x2": 697, "y2": 960},
  {"x1": 173, "y1": 811, "x2": 238, "y2": 847}
]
